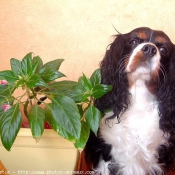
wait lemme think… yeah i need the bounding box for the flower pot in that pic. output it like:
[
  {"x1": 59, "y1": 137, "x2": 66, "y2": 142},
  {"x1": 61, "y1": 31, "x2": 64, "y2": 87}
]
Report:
[{"x1": 0, "y1": 128, "x2": 79, "y2": 175}]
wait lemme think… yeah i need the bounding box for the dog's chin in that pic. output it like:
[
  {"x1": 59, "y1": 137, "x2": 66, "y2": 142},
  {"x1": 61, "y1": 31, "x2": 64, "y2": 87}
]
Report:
[{"x1": 126, "y1": 64, "x2": 157, "y2": 81}]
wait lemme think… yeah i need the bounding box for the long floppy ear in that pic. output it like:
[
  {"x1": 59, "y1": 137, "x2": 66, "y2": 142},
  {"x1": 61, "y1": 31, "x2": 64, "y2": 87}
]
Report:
[
  {"x1": 158, "y1": 45, "x2": 175, "y2": 133},
  {"x1": 95, "y1": 34, "x2": 130, "y2": 120},
  {"x1": 157, "y1": 45, "x2": 175, "y2": 169}
]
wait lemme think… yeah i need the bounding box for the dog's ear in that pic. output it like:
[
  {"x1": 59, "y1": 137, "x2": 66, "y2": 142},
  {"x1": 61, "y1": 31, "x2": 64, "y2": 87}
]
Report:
[
  {"x1": 158, "y1": 45, "x2": 175, "y2": 133},
  {"x1": 95, "y1": 35, "x2": 130, "y2": 119}
]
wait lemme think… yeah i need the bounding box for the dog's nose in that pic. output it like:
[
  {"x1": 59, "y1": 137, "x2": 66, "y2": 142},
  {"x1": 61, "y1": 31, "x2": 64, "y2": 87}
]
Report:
[{"x1": 142, "y1": 44, "x2": 157, "y2": 57}]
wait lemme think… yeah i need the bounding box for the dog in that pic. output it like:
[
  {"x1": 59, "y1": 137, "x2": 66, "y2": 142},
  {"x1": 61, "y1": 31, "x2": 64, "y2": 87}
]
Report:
[{"x1": 85, "y1": 27, "x2": 175, "y2": 175}]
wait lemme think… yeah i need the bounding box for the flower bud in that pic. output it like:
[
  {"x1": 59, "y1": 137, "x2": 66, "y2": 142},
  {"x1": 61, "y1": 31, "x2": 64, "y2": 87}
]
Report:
[
  {"x1": 1, "y1": 80, "x2": 8, "y2": 85},
  {"x1": 1, "y1": 104, "x2": 11, "y2": 112}
]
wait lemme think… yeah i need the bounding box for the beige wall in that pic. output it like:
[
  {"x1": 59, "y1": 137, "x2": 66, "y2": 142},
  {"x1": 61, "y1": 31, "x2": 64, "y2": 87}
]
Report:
[{"x1": 1, "y1": 0, "x2": 175, "y2": 81}]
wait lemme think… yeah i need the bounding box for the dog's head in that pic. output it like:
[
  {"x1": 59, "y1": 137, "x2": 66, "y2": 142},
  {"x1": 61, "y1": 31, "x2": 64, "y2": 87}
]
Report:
[
  {"x1": 107, "y1": 27, "x2": 174, "y2": 82},
  {"x1": 124, "y1": 27, "x2": 174, "y2": 81},
  {"x1": 95, "y1": 27, "x2": 175, "y2": 131}
]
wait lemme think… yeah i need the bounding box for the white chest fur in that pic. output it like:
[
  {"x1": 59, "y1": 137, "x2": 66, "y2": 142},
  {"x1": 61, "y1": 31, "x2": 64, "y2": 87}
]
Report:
[{"x1": 99, "y1": 80, "x2": 168, "y2": 175}]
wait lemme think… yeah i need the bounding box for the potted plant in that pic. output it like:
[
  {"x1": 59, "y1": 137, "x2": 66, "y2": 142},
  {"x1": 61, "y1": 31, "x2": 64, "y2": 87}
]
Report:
[{"x1": 0, "y1": 52, "x2": 112, "y2": 152}]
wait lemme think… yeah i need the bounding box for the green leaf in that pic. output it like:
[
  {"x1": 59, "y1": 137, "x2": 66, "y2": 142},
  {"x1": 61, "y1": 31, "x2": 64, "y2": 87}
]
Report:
[
  {"x1": 90, "y1": 68, "x2": 102, "y2": 86},
  {"x1": 0, "y1": 107, "x2": 4, "y2": 128},
  {"x1": 68, "y1": 84, "x2": 84, "y2": 102},
  {"x1": 74, "y1": 121, "x2": 90, "y2": 150},
  {"x1": 40, "y1": 69, "x2": 65, "y2": 83},
  {"x1": 45, "y1": 104, "x2": 60, "y2": 131},
  {"x1": 92, "y1": 84, "x2": 113, "y2": 99},
  {"x1": 38, "y1": 59, "x2": 65, "y2": 83},
  {"x1": 0, "y1": 84, "x2": 15, "y2": 97},
  {"x1": 0, "y1": 84, "x2": 15, "y2": 106},
  {"x1": 0, "y1": 70, "x2": 19, "y2": 83},
  {"x1": 32, "y1": 56, "x2": 43, "y2": 74},
  {"x1": 80, "y1": 74, "x2": 93, "y2": 91},
  {"x1": 49, "y1": 81, "x2": 83, "y2": 102},
  {"x1": 77, "y1": 104, "x2": 84, "y2": 117},
  {"x1": 58, "y1": 126, "x2": 76, "y2": 142},
  {"x1": 49, "y1": 80, "x2": 78, "y2": 92},
  {"x1": 0, "y1": 96, "x2": 14, "y2": 107},
  {"x1": 81, "y1": 93, "x2": 91, "y2": 102},
  {"x1": 77, "y1": 77, "x2": 92, "y2": 102},
  {"x1": 30, "y1": 61, "x2": 39, "y2": 77},
  {"x1": 26, "y1": 74, "x2": 48, "y2": 88},
  {"x1": 39, "y1": 59, "x2": 64, "y2": 72},
  {"x1": 85, "y1": 104, "x2": 101, "y2": 136},
  {"x1": 45, "y1": 104, "x2": 76, "y2": 142},
  {"x1": 21, "y1": 52, "x2": 33, "y2": 76},
  {"x1": 29, "y1": 104, "x2": 45, "y2": 139},
  {"x1": 51, "y1": 95, "x2": 81, "y2": 139},
  {"x1": 0, "y1": 103, "x2": 22, "y2": 151},
  {"x1": 10, "y1": 58, "x2": 22, "y2": 76}
]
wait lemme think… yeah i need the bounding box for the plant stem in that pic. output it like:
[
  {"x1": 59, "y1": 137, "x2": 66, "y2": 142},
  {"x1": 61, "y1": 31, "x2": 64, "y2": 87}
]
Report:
[
  {"x1": 24, "y1": 99, "x2": 29, "y2": 118},
  {"x1": 26, "y1": 88, "x2": 33, "y2": 106}
]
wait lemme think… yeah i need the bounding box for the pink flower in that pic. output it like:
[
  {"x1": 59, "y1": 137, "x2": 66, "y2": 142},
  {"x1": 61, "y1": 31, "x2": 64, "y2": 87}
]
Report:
[
  {"x1": 1, "y1": 80, "x2": 8, "y2": 85},
  {"x1": 1, "y1": 104, "x2": 11, "y2": 112}
]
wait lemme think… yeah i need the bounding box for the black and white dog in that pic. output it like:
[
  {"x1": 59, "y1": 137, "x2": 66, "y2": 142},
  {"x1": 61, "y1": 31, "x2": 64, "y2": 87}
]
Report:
[{"x1": 85, "y1": 27, "x2": 175, "y2": 175}]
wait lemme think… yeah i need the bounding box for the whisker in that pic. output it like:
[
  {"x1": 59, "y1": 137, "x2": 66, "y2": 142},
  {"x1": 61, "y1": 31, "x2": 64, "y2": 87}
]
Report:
[
  {"x1": 154, "y1": 69, "x2": 161, "y2": 87},
  {"x1": 116, "y1": 59, "x2": 127, "y2": 72},
  {"x1": 116, "y1": 54, "x2": 131, "y2": 73},
  {"x1": 118, "y1": 65, "x2": 126, "y2": 81},
  {"x1": 121, "y1": 53, "x2": 131, "y2": 59},
  {"x1": 153, "y1": 64, "x2": 167, "y2": 90},
  {"x1": 159, "y1": 63, "x2": 167, "y2": 81}
]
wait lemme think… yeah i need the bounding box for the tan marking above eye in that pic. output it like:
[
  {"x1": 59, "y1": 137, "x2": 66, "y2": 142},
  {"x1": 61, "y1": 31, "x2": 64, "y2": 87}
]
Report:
[
  {"x1": 155, "y1": 36, "x2": 167, "y2": 43},
  {"x1": 137, "y1": 32, "x2": 148, "y2": 40}
]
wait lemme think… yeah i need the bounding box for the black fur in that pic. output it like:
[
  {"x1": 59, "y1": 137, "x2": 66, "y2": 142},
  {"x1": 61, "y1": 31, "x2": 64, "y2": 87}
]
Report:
[
  {"x1": 95, "y1": 34, "x2": 131, "y2": 122},
  {"x1": 157, "y1": 48, "x2": 175, "y2": 171}
]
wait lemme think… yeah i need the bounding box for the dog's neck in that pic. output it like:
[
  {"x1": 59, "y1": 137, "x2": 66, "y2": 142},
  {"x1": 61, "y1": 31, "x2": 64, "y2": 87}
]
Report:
[{"x1": 129, "y1": 79, "x2": 157, "y2": 109}]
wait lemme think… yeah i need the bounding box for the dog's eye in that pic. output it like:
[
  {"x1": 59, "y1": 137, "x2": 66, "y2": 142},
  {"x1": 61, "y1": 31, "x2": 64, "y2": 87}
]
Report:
[
  {"x1": 129, "y1": 39, "x2": 139, "y2": 45},
  {"x1": 160, "y1": 47, "x2": 168, "y2": 55}
]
